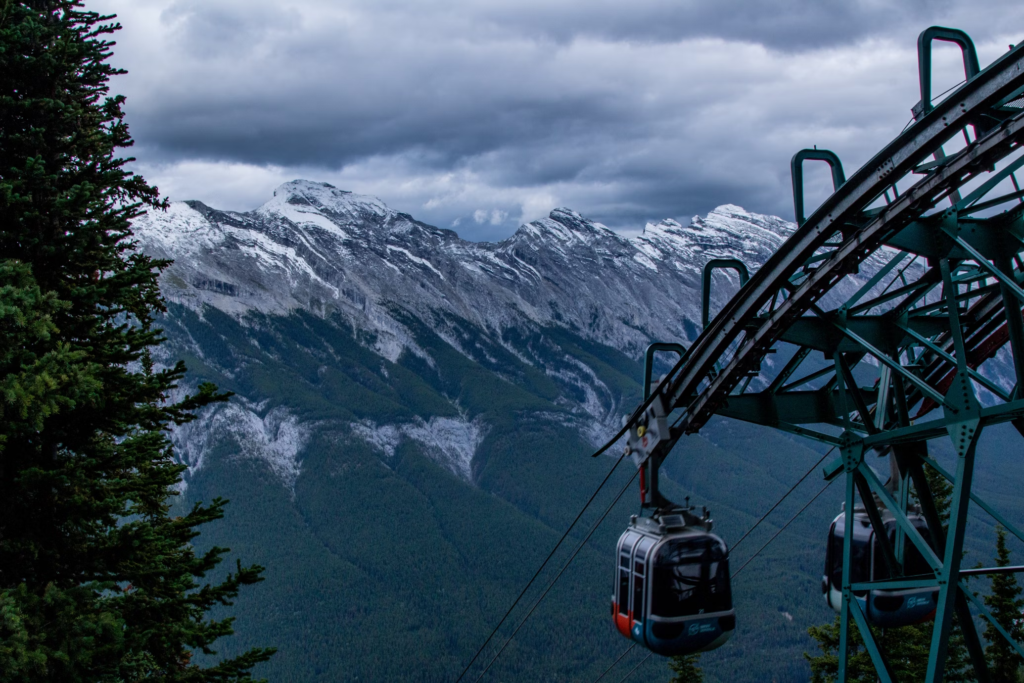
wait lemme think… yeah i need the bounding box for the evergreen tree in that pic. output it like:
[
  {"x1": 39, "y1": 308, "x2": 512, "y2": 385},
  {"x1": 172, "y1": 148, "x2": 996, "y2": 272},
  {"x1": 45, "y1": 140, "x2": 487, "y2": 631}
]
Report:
[
  {"x1": 805, "y1": 614, "x2": 886, "y2": 682},
  {"x1": 0, "y1": 2, "x2": 274, "y2": 680},
  {"x1": 804, "y1": 612, "x2": 939, "y2": 682},
  {"x1": 668, "y1": 653, "x2": 704, "y2": 682},
  {"x1": 983, "y1": 526, "x2": 1024, "y2": 681}
]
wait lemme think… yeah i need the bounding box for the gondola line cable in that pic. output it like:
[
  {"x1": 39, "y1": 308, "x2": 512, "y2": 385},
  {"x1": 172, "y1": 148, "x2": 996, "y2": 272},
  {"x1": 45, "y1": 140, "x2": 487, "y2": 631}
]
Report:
[
  {"x1": 728, "y1": 447, "x2": 834, "y2": 555},
  {"x1": 731, "y1": 478, "x2": 834, "y2": 579},
  {"x1": 457, "y1": 392, "x2": 663, "y2": 683},
  {"x1": 878, "y1": 254, "x2": 919, "y2": 299},
  {"x1": 615, "y1": 651, "x2": 652, "y2": 683},
  {"x1": 454, "y1": 445, "x2": 631, "y2": 682},
  {"x1": 591, "y1": 643, "x2": 636, "y2": 683},
  {"x1": 472, "y1": 468, "x2": 641, "y2": 683}
]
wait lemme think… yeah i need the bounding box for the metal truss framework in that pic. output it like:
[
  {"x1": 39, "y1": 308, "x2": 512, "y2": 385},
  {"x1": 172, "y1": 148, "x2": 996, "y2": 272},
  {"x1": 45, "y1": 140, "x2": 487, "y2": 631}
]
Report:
[{"x1": 630, "y1": 27, "x2": 1024, "y2": 682}]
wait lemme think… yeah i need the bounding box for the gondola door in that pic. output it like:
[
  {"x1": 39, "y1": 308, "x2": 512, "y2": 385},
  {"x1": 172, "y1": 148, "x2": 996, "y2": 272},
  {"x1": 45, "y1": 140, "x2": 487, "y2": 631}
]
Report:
[
  {"x1": 613, "y1": 532, "x2": 638, "y2": 638},
  {"x1": 613, "y1": 531, "x2": 655, "y2": 645}
]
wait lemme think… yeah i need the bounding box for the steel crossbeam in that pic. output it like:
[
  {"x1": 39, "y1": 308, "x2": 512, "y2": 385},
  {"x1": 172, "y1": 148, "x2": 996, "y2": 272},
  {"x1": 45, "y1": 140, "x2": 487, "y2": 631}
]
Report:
[{"x1": 622, "y1": 27, "x2": 1024, "y2": 683}]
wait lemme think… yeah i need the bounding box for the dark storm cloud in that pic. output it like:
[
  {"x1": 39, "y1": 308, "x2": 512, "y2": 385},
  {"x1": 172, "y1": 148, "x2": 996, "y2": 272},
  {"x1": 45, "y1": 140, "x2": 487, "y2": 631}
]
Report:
[
  {"x1": 418, "y1": 0, "x2": 948, "y2": 50},
  {"x1": 94, "y1": 0, "x2": 1023, "y2": 241}
]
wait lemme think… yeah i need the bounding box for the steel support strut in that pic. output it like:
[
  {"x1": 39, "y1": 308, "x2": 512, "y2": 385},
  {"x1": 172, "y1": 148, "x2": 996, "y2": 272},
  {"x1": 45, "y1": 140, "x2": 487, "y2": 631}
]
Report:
[
  {"x1": 616, "y1": 26, "x2": 1024, "y2": 683},
  {"x1": 925, "y1": 260, "x2": 983, "y2": 682}
]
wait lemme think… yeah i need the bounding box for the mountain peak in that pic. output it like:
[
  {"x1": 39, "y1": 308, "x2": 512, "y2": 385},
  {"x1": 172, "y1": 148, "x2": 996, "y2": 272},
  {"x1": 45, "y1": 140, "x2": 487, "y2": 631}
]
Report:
[
  {"x1": 709, "y1": 203, "x2": 752, "y2": 218},
  {"x1": 510, "y1": 207, "x2": 617, "y2": 247},
  {"x1": 259, "y1": 180, "x2": 393, "y2": 227}
]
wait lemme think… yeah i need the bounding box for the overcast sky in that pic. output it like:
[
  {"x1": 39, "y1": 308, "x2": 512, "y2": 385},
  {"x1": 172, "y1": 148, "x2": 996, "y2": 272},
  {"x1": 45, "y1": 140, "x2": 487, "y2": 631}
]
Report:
[{"x1": 89, "y1": 0, "x2": 1024, "y2": 241}]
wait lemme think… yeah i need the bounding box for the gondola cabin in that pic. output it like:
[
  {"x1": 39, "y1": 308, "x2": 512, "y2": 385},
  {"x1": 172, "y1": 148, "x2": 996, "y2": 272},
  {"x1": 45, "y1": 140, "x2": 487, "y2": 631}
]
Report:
[
  {"x1": 612, "y1": 512, "x2": 735, "y2": 656},
  {"x1": 824, "y1": 504, "x2": 938, "y2": 627}
]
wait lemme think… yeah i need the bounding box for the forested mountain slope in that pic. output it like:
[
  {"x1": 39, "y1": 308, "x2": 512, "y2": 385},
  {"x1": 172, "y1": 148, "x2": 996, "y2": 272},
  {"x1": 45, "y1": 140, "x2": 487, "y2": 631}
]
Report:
[{"x1": 134, "y1": 181, "x2": 1024, "y2": 682}]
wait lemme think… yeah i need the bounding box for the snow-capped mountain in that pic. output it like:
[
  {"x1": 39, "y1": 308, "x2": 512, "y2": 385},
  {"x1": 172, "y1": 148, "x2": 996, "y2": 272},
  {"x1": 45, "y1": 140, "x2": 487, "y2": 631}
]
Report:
[
  {"x1": 137, "y1": 179, "x2": 939, "y2": 493},
  {"x1": 131, "y1": 181, "x2": 952, "y2": 683},
  {"x1": 136, "y1": 180, "x2": 794, "y2": 361}
]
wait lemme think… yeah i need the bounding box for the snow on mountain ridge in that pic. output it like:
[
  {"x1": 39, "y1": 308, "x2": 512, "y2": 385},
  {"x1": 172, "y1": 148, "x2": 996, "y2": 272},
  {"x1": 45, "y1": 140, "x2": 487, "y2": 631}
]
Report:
[
  {"x1": 136, "y1": 180, "x2": 915, "y2": 487},
  {"x1": 258, "y1": 180, "x2": 393, "y2": 230},
  {"x1": 133, "y1": 180, "x2": 802, "y2": 362}
]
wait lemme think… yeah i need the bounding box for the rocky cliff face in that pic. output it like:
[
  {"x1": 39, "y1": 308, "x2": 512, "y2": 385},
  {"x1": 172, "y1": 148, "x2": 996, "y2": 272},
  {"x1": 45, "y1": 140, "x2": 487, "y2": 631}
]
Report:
[
  {"x1": 134, "y1": 180, "x2": 999, "y2": 683},
  {"x1": 135, "y1": 180, "x2": 796, "y2": 362},
  {"x1": 134, "y1": 179, "x2": 920, "y2": 488}
]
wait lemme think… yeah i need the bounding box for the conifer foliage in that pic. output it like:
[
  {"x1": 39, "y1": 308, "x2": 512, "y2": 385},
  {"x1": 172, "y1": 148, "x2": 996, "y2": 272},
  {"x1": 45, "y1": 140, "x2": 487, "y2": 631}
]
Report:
[
  {"x1": 983, "y1": 526, "x2": 1024, "y2": 681},
  {"x1": 668, "y1": 653, "x2": 704, "y2": 682},
  {"x1": 0, "y1": 2, "x2": 274, "y2": 680}
]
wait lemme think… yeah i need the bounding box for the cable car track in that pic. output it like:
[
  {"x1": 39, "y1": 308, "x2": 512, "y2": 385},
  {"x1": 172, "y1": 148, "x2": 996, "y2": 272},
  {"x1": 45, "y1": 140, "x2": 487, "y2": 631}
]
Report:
[
  {"x1": 654, "y1": 42, "x2": 1024, "y2": 440},
  {"x1": 618, "y1": 28, "x2": 1024, "y2": 682}
]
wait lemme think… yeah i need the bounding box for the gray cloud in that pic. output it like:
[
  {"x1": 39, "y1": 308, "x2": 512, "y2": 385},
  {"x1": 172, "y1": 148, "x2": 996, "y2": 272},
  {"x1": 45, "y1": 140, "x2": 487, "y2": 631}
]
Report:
[{"x1": 93, "y1": 0, "x2": 1023, "y2": 241}]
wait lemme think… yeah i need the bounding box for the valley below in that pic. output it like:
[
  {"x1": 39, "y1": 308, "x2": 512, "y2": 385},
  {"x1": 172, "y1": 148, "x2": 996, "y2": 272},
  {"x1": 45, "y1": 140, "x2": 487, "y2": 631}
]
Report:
[{"x1": 136, "y1": 181, "x2": 1024, "y2": 682}]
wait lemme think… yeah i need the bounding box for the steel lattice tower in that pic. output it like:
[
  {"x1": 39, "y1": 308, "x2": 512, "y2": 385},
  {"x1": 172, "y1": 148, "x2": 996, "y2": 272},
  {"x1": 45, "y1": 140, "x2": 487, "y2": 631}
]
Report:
[{"x1": 625, "y1": 26, "x2": 1024, "y2": 682}]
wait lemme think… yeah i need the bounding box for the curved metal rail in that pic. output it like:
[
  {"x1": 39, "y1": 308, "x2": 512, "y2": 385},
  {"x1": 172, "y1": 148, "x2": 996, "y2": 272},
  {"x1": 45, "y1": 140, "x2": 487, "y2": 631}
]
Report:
[
  {"x1": 626, "y1": 28, "x2": 1024, "y2": 683},
  {"x1": 663, "y1": 42, "x2": 1024, "y2": 436}
]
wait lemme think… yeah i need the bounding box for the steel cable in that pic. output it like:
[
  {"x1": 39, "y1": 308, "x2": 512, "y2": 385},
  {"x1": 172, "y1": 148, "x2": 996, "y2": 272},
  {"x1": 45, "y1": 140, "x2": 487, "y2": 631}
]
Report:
[
  {"x1": 731, "y1": 478, "x2": 835, "y2": 579},
  {"x1": 457, "y1": 373, "x2": 673, "y2": 681},
  {"x1": 615, "y1": 651, "x2": 653, "y2": 682},
  {"x1": 472, "y1": 468, "x2": 641, "y2": 682},
  {"x1": 454, "y1": 446, "x2": 631, "y2": 682},
  {"x1": 728, "y1": 447, "x2": 834, "y2": 554},
  {"x1": 591, "y1": 643, "x2": 635, "y2": 683}
]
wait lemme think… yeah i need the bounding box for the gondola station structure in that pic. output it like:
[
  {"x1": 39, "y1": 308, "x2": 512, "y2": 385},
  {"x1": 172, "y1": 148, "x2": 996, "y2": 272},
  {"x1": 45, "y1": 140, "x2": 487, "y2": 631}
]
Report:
[{"x1": 611, "y1": 26, "x2": 1024, "y2": 682}]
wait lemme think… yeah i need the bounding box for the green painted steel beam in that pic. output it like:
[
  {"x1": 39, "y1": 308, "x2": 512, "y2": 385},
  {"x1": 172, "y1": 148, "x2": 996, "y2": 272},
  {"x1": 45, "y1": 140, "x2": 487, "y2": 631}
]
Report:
[
  {"x1": 897, "y1": 321, "x2": 1011, "y2": 400},
  {"x1": 776, "y1": 422, "x2": 845, "y2": 446},
  {"x1": 838, "y1": 470, "x2": 856, "y2": 681},
  {"x1": 848, "y1": 595, "x2": 895, "y2": 683},
  {"x1": 954, "y1": 235, "x2": 1024, "y2": 303},
  {"x1": 885, "y1": 219, "x2": 958, "y2": 258},
  {"x1": 925, "y1": 260, "x2": 981, "y2": 683},
  {"x1": 955, "y1": 152, "x2": 1024, "y2": 211},
  {"x1": 823, "y1": 455, "x2": 844, "y2": 480},
  {"x1": 960, "y1": 564, "x2": 1024, "y2": 576},
  {"x1": 718, "y1": 388, "x2": 884, "y2": 428},
  {"x1": 768, "y1": 346, "x2": 811, "y2": 394},
  {"x1": 815, "y1": 308, "x2": 953, "y2": 409},
  {"x1": 854, "y1": 469, "x2": 902, "y2": 577},
  {"x1": 861, "y1": 398, "x2": 1024, "y2": 446},
  {"x1": 780, "y1": 364, "x2": 835, "y2": 392},
  {"x1": 778, "y1": 315, "x2": 948, "y2": 355},
  {"x1": 857, "y1": 460, "x2": 943, "y2": 570},
  {"x1": 848, "y1": 276, "x2": 934, "y2": 315},
  {"x1": 851, "y1": 578, "x2": 938, "y2": 590},
  {"x1": 842, "y1": 251, "x2": 909, "y2": 311}
]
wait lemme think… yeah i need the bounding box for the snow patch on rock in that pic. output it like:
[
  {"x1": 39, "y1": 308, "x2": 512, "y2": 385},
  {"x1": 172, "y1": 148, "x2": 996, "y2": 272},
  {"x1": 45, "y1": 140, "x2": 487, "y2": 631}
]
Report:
[
  {"x1": 170, "y1": 401, "x2": 309, "y2": 492},
  {"x1": 350, "y1": 416, "x2": 486, "y2": 481}
]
